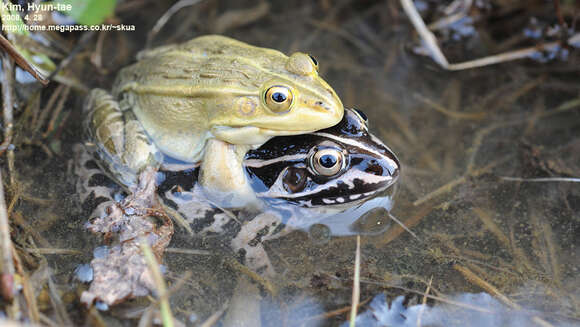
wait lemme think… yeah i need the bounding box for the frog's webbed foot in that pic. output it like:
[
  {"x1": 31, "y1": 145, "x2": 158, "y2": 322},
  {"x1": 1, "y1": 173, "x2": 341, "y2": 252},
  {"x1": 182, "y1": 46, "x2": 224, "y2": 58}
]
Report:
[
  {"x1": 83, "y1": 89, "x2": 162, "y2": 188},
  {"x1": 230, "y1": 212, "x2": 291, "y2": 277}
]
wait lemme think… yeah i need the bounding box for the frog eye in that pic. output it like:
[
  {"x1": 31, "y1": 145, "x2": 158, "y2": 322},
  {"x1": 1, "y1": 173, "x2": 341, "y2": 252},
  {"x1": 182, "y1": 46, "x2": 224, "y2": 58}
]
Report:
[
  {"x1": 265, "y1": 85, "x2": 294, "y2": 113},
  {"x1": 353, "y1": 108, "x2": 368, "y2": 123},
  {"x1": 282, "y1": 167, "x2": 307, "y2": 193},
  {"x1": 286, "y1": 52, "x2": 317, "y2": 75},
  {"x1": 311, "y1": 148, "x2": 344, "y2": 177}
]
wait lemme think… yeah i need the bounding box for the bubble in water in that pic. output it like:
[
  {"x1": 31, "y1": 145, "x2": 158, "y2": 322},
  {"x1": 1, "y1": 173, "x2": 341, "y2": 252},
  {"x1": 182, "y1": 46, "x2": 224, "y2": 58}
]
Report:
[
  {"x1": 308, "y1": 224, "x2": 331, "y2": 244},
  {"x1": 93, "y1": 246, "x2": 109, "y2": 259},
  {"x1": 95, "y1": 301, "x2": 109, "y2": 311},
  {"x1": 74, "y1": 264, "x2": 93, "y2": 283}
]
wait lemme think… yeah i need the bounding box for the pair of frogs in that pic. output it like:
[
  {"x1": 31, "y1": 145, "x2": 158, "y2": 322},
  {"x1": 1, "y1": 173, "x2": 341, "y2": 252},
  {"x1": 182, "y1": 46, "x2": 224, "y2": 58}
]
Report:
[{"x1": 77, "y1": 35, "x2": 400, "y2": 275}]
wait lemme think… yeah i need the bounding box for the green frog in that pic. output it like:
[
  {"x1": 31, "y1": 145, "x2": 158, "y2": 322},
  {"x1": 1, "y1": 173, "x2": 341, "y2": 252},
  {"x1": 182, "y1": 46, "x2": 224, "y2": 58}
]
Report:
[
  {"x1": 76, "y1": 108, "x2": 400, "y2": 275},
  {"x1": 85, "y1": 35, "x2": 344, "y2": 208}
]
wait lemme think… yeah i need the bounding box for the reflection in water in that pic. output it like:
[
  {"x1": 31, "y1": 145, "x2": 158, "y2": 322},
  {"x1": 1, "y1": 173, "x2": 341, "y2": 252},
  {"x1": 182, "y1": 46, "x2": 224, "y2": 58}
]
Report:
[
  {"x1": 261, "y1": 296, "x2": 325, "y2": 327},
  {"x1": 307, "y1": 187, "x2": 396, "y2": 236},
  {"x1": 344, "y1": 291, "x2": 578, "y2": 327}
]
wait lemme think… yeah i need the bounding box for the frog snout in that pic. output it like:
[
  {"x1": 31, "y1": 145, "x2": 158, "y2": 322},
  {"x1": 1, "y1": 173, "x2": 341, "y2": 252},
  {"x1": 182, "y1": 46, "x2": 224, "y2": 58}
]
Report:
[
  {"x1": 383, "y1": 156, "x2": 400, "y2": 178},
  {"x1": 369, "y1": 153, "x2": 400, "y2": 180}
]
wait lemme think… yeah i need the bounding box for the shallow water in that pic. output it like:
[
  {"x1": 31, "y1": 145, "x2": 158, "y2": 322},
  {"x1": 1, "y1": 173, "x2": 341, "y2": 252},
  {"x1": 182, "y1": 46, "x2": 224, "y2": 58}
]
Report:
[{"x1": 8, "y1": 0, "x2": 580, "y2": 326}]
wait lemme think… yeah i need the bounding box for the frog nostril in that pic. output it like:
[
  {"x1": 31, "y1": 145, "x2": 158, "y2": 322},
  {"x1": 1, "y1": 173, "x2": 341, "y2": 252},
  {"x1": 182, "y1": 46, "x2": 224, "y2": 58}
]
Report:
[{"x1": 365, "y1": 162, "x2": 383, "y2": 176}]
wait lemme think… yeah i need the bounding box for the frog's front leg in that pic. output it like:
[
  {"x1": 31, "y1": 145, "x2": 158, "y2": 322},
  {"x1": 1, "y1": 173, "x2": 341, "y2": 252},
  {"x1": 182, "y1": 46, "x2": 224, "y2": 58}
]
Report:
[
  {"x1": 84, "y1": 89, "x2": 162, "y2": 189},
  {"x1": 198, "y1": 139, "x2": 259, "y2": 209}
]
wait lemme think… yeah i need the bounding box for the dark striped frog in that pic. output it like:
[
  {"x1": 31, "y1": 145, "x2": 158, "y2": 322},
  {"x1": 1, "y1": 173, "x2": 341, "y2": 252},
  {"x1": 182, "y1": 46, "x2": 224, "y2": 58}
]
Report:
[{"x1": 76, "y1": 108, "x2": 400, "y2": 274}]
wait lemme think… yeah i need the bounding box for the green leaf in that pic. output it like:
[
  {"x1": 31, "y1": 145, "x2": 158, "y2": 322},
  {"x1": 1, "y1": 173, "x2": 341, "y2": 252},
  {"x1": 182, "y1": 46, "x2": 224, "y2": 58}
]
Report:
[{"x1": 55, "y1": 0, "x2": 117, "y2": 25}]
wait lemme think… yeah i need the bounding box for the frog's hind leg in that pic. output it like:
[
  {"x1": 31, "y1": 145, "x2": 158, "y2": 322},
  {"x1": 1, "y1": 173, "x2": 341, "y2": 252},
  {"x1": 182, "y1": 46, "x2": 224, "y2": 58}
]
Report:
[
  {"x1": 84, "y1": 89, "x2": 162, "y2": 189},
  {"x1": 230, "y1": 212, "x2": 290, "y2": 277},
  {"x1": 73, "y1": 144, "x2": 124, "y2": 220}
]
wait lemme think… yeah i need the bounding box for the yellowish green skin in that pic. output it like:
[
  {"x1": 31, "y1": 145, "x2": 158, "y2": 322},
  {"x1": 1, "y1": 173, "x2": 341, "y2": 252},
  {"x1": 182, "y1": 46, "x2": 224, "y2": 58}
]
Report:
[
  {"x1": 113, "y1": 35, "x2": 343, "y2": 163},
  {"x1": 85, "y1": 35, "x2": 344, "y2": 207}
]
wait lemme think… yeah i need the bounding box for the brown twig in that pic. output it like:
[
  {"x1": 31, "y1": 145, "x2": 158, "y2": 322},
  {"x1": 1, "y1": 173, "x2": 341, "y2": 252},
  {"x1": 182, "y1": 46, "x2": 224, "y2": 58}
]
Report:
[
  {"x1": 0, "y1": 34, "x2": 48, "y2": 85},
  {"x1": 529, "y1": 211, "x2": 562, "y2": 286},
  {"x1": 23, "y1": 248, "x2": 82, "y2": 255},
  {"x1": 0, "y1": 170, "x2": 15, "y2": 302},
  {"x1": 400, "y1": 0, "x2": 580, "y2": 70},
  {"x1": 388, "y1": 212, "x2": 421, "y2": 241},
  {"x1": 376, "y1": 203, "x2": 433, "y2": 246},
  {"x1": 306, "y1": 19, "x2": 378, "y2": 55},
  {"x1": 225, "y1": 257, "x2": 277, "y2": 296},
  {"x1": 140, "y1": 237, "x2": 175, "y2": 327},
  {"x1": 413, "y1": 93, "x2": 486, "y2": 120},
  {"x1": 453, "y1": 264, "x2": 555, "y2": 327},
  {"x1": 199, "y1": 304, "x2": 228, "y2": 327},
  {"x1": 1, "y1": 51, "x2": 16, "y2": 186},
  {"x1": 34, "y1": 84, "x2": 64, "y2": 136},
  {"x1": 465, "y1": 121, "x2": 521, "y2": 173},
  {"x1": 302, "y1": 298, "x2": 372, "y2": 322},
  {"x1": 42, "y1": 86, "x2": 71, "y2": 139},
  {"x1": 358, "y1": 277, "x2": 495, "y2": 313},
  {"x1": 553, "y1": 0, "x2": 566, "y2": 36},
  {"x1": 416, "y1": 276, "x2": 433, "y2": 327},
  {"x1": 500, "y1": 176, "x2": 580, "y2": 183},
  {"x1": 11, "y1": 212, "x2": 51, "y2": 248},
  {"x1": 90, "y1": 31, "x2": 106, "y2": 71},
  {"x1": 1, "y1": 51, "x2": 14, "y2": 154},
  {"x1": 146, "y1": 0, "x2": 205, "y2": 49},
  {"x1": 211, "y1": 2, "x2": 270, "y2": 34},
  {"x1": 349, "y1": 235, "x2": 361, "y2": 327},
  {"x1": 20, "y1": 270, "x2": 40, "y2": 323},
  {"x1": 300, "y1": 0, "x2": 353, "y2": 50},
  {"x1": 399, "y1": 0, "x2": 449, "y2": 67},
  {"x1": 45, "y1": 31, "x2": 94, "y2": 87},
  {"x1": 48, "y1": 277, "x2": 73, "y2": 326},
  {"x1": 413, "y1": 155, "x2": 512, "y2": 206},
  {"x1": 492, "y1": 76, "x2": 546, "y2": 112},
  {"x1": 453, "y1": 264, "x2": 516, "y2": 306},
  {"x1": 472, "y1": 207, "x2": 533, "y2": 271}
]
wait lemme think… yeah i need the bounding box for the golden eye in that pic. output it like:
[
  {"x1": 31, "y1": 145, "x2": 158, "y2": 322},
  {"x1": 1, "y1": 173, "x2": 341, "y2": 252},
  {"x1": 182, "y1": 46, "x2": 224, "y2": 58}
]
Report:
[
  {"x1": 311, "y1": 148, "x2": 344, "y2": 177},
  {"x1": 264, "y1": 85, "x2": 294, "y2": 113}
]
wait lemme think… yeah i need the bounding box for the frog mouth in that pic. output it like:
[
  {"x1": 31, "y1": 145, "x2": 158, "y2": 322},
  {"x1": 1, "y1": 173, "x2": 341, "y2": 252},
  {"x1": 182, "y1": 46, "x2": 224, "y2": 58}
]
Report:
[
  {"x1": 261, "y1": 173, "x2": 399, "y2": 208},
  {"x1": 297, "y1": 175, "x2": 399, "y2": 208},
  {"x1": 211, "y1": 125, "x2": 320, "y2": 146}
]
